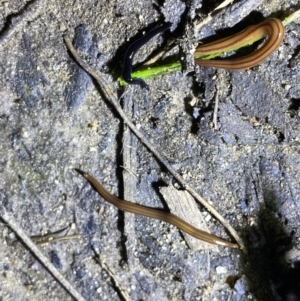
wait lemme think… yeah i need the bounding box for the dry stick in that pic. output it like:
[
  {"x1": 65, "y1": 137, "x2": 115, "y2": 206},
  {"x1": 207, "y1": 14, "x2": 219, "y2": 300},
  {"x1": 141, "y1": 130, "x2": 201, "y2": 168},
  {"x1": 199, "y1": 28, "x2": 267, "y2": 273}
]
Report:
[
  {"x1": 92, "y1": 247, "x2": 133, "y2": 301},
  {"x1": 213, "y1": 90, "x2": 220, "y2": 130},
  {"x1": 195, "y1": 0, "x2": 234, "y2": 29},
  {"x1": 143, "y1": 40, "x2": 176, "y2": 66},
  {"x1": 35, "y1": 234, "x2": 81, "y2": 245},
  {"x1": 0, "y1": 207, "x2": 86, "y2": 301},
  {"x1": 195, "y1": 0, "x2": 264, "y2": 30},
  {"x1": 122, "y1": 91, "x2": 141, "y2": 265},
  {"x1": 63, "y1": 36, "x2": 244, "y2": 250}
]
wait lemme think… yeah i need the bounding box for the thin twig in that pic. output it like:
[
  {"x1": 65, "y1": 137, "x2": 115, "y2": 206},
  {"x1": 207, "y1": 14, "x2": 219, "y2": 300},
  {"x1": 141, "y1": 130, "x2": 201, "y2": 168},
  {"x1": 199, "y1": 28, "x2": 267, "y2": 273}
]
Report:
[
  {"x1": 122, "y1": 91, "x2": 141, "y2": 267},
  {"x1": 195, "y1": 0, "x2": 234, "y2": 30},
  {"x1": 0, "y1": 207, "x2": 86, "y2": 301},
  {"x1": 34, "y1": 234, "x2": 81, "y2": 245},
  {"x1": 213, "y1": 90, "x2": 220, "y2": 130},
  {"x1": 195, "y1": 0, "x2": 264, "y2": 30},
  {"x1": 213, "y1": 0, "x2": 235, "y2": 11},
  {"x1": 63, "y1": 36, "x2": 244, "y2": 249},
  {"x1": 119, "y1": 165, "x2": 139, "y2": 179},
  {"x1": 143, "y1": 40, "x2": 176, "y2": 66},
  {"x1": 92, "y1": 247, "x2": 133, "y2": 301}
]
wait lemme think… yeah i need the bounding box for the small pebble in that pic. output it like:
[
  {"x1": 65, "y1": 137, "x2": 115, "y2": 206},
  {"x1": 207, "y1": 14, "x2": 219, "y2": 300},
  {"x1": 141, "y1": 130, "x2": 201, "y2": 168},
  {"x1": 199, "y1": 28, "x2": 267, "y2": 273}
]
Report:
[
  {"x1": 234, "y1": 277, "x2": 247, "y2": 295},
  {"x1": 216, "y1": 266, "x2": 227, "y2": 274}
]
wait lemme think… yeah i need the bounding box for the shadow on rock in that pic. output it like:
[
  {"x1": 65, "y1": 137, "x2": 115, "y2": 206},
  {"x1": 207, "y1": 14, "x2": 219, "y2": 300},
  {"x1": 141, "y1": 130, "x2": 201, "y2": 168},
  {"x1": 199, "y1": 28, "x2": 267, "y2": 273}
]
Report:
[{"x1": 240, "y1": 190, "x2": 300, "y2": 301}]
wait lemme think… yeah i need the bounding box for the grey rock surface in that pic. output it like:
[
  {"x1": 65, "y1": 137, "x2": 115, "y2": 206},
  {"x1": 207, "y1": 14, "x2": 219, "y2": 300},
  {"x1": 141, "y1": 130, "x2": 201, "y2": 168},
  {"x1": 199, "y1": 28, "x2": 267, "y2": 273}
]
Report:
[{"x1": 0, "y1": 0, "x2": 300, "y2": 300}]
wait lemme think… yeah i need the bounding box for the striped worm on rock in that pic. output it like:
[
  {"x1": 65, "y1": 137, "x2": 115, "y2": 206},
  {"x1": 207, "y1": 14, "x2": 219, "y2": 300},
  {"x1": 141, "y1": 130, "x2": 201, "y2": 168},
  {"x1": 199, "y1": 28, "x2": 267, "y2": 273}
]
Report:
[
  {"x1": 194, "y1": 18, "x2": 284, "y2": 70},
  {"x1": 77, "y1": 170, "x2": 239, "y2": 249}
]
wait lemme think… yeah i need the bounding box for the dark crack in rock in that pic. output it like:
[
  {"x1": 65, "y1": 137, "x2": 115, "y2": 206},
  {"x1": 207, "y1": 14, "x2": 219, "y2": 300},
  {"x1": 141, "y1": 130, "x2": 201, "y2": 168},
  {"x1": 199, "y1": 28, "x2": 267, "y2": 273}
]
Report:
[{"x1": 14, "y1": 33, "x2": 49, "y2": 108}]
